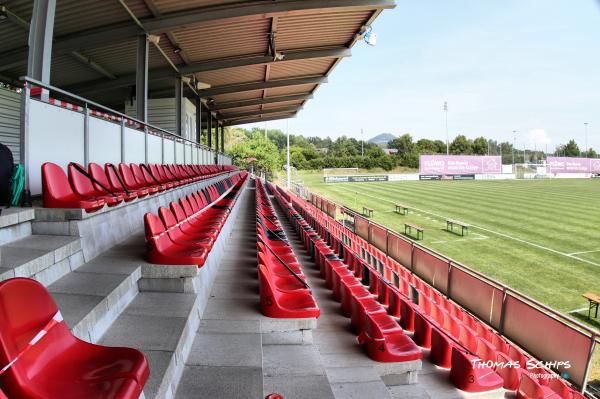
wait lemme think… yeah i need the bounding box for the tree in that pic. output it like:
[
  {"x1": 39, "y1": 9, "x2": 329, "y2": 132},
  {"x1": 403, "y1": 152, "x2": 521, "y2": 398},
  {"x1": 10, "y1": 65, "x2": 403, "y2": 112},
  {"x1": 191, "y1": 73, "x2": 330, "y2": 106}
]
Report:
[
  {"x1": 556, "y1": 140, "x2": 581, "y2": 157},
  {"x1": 449, "y1": 135, "x2": 473, "y2": 155},
  {"x1": 388, "y1": 134, "x2": 414, "y2": 155},
  {"x1": 228, "y1": 133, "x2": 282, "y2": 172},
  {"x1": 472, "y1": 136, "x2": 488, "y2": 155},
  {"x1": 584, "y1": 148, "x2": 598, "y2": 158}
]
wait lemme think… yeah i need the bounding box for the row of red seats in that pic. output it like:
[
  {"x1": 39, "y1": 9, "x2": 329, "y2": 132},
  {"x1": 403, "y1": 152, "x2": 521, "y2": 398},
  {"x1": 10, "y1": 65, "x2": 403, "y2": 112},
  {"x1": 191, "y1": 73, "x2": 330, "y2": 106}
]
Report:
[
  {"x1": 42, "y1": 161, "x2": 236, "y2": 213},
  {"x1": 269, "y1": 183, "x2": 421, "y2": 363},
  {"x1": 144, "y1": 172, "x2": 248, "y2": 267},
  {"x1": 255, "y1": 179, "x2": 319, "y2": 319},
  {"x1": 0, "y1": 278, "x2": 149, "y2": 398},
  {"x1": 276, "y1": 185, "x2": 585, "y2": 399}
]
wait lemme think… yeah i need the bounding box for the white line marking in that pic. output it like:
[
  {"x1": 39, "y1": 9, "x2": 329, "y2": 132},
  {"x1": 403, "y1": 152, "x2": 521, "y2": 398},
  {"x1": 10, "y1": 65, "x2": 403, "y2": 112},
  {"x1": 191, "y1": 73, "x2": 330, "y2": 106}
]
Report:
[
  {"x1": 568, "y1": 307, "x2": 589, "y2": 314},
  {"x1": 567, "y1": 249, "x2": 600, "y2": 256},
  {"x1": 334, "y1": 186, "x2": 600, "y2": 268}
]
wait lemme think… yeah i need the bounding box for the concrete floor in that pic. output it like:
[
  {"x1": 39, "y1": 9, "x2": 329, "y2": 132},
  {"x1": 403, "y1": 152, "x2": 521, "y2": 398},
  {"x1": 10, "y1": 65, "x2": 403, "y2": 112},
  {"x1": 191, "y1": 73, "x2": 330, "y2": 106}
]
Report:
[{"x1": 174, "y1": 184, "x2": 507, "y2": 399}]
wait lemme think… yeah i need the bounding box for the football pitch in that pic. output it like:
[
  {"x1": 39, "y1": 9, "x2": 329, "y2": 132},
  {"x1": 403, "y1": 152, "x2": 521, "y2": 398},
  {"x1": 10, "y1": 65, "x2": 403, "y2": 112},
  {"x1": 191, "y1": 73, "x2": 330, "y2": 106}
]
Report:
[{"x1": 297, "y1": 172, "x2": 600, "y2": 382}]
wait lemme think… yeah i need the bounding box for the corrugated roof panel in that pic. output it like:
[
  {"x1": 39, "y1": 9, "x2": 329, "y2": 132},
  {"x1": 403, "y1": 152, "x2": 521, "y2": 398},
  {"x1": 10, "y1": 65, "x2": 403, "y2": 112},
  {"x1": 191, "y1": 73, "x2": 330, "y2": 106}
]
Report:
[
  {"x1": 277, "y1": 10, "x2": 371, "y2": 50},
  {"x1": 217, "y1": 104, "x2": 261, "y2": 115},
  {"x1": 261, "y1": 99, "x2": 304, "y2": 110},
  {"x1": 264, "y1": 83, "x2": 317, "y2": 97},
  {"x1": 211, "y1": 89, "x2": 264, "y2": 104},
  {"x1": 152, "y1": 0, "x2": 240, "y2": 14},
  {"x1": 50, "y1": 55, "x2": 106, "y2": 86},
  {"x1": 172, "y1": 18, "x2": 269, "y2": 62},
  {"x1": 196, "y1": 64, "x2": 265, "y2": 87},
  {"x1": 268, "y1": 58, "x2": 335, "y2": 80},
  {"x1": 0, "y1": 23, "x2": 28, "y2": 54}
]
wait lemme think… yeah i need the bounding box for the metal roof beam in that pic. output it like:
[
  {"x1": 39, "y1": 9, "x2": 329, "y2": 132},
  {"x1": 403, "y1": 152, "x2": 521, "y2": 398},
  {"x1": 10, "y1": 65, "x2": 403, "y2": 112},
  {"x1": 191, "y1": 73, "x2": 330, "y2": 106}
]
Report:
[
  {"x1": 0, "y1": 0, "x2": 393, "y2": 68},
  {"x1": 211, "y1": 94, "x2": 313, "y2": 111},
  {"x1": 223, "y1": 113, "x2": 297, "y2": 127},
  {"x1": 220, "y1": 105, "x2": 301, "y2": 120},
  {"x1": 199, "y1": 76, "x2": 326, "y2": 97},
  {"x1": 65, "y1": 47, "x2": 349, "y2": 94}
]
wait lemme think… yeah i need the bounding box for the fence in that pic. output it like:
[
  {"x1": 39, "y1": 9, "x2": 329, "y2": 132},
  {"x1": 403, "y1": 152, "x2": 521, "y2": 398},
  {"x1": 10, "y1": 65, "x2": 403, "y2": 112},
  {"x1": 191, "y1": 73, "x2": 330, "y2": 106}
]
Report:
[
  {"x1": 297, "y1": 186, "x2": 599, "y2": 393},
  {"x1": 18, "y1": 77, "x2": 232, "y2": 196}
]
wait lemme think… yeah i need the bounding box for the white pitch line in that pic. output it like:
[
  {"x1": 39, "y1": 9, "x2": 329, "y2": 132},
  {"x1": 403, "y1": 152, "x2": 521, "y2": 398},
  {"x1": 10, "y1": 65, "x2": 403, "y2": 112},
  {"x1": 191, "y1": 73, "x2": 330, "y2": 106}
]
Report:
[
  {"x1": 568, "y1": 307, "x2": 589, "y2": 314},
  {"x1": 567, "y1": 249, "x2": 600, "y2": 256},
  {"x1": 335, "y1": 186, "x2": 600, "y2": 268}
]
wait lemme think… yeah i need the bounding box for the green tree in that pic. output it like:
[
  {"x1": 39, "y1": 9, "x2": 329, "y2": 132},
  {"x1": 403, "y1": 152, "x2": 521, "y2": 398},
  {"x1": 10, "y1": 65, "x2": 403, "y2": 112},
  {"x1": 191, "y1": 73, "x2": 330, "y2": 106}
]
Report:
[
  {"x1": 449, "y1": 135, "x2": 473, "y2": 155},
  {"x1": 584, "y1": 148, "x2": 598, "y2": 158},
  {"x1": 472, "y1": 136, "x2": 488, "y2": 155},
  {"x1": 388, "y1": 134, "x2": 414, "y2": 155},
  {"x1": 228, "y1": 133, "x2": 282, "y2": 172}
]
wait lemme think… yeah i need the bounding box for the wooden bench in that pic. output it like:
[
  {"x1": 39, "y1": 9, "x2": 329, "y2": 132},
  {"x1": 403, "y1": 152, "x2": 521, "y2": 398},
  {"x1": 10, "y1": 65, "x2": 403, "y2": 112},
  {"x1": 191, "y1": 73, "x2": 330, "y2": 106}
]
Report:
[
  {"x1": 395, "y1": 203, "x2": 409, "y2": 215},
  {"x1": 582, "y1": 292, "x2": 600, "y2": 319},
  {"x1": 446, "y1": 219, "x2": 470, "y2": 236},
  {"x1": 404, "y1": 223, "x2": 424, "y2": 240},
  {"x1": 362, "y1": 206, "x2": 374, "y2": 218}
]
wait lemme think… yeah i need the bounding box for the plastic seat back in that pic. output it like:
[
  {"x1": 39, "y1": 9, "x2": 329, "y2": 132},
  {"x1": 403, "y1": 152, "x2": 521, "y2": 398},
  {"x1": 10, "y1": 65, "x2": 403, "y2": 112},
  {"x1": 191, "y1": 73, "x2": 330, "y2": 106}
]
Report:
[
  {"x1": 144, "y1": 213, "x2": 171, "y2": 252},
  {"x1": 68, "y1": 162, "x2": 99, "y2": 197},
  {"x1": 118, "y1": 163, "x2": 141, "y2": 189},
  {"x1": 42, "y1": 162, "x2": 75, "y2": 202},
  {"x1": 89, "y1": 163, "x2": 112, "y2": 192},
  {"x1": 0, "y1": 278, "x2": 73, "y2": 396},
  {"x1": 130, "y1": 164, "x2": 150, "y2": 186}
]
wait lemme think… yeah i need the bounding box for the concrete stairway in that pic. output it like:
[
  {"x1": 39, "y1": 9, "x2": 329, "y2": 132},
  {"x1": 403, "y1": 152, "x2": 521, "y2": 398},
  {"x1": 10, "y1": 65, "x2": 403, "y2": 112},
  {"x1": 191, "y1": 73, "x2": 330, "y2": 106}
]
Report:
[{"x1": 0, "y1": 207, "x2": 83, "y2": 285}]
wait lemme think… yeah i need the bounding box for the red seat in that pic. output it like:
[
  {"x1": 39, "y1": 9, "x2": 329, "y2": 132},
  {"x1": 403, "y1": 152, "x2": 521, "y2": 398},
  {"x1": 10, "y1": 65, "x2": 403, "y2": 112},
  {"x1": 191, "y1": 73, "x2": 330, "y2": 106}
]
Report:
[
  {"x1": 119, "y1": 163, "x2": 157, "y2": 194},
  {"x1": 547, "y1": 377, "x2": 572, "y2": 399},
  {"x1": 517, "y1": 373, "x2": 562, "y2": 399},
  {"x1": 449, "y1": 347, "x2": 504, "y2": 393},
  {"x1": 144, "y1": 213, "x2": 208, "y2": 266},
  {"x1": 0, "y1": 278, "x2": 149, "y2": 399},
  {"x1": 105, "y1": 164, "x2": 149, "y2": 198},
  {"x1": 258, "y1": 264, "x2": 319, "y2": 319},
  {"x1": 350, "y1": 295, "x2": 386, "y2": 335},
  {"x1": 496, "y1": 351, "x2": 524, "y2": 391},
  {"x1": 68, "y1": 163, "x2": 123, "y2": 206},
  {"x1": 42, "y1": 162, "x2": 105, "y2": 212},
  {"x1": 131, "y1": 164, "x2": 163, "y2": 193},
  {"x1": 89, "y1": 163, "x2": 137, "y2": 202},
  {"x1": 340, "y1": 280, "x2": 371, "y2": 317},
  {"x1": 430, "y1": 327, "x2": 454, "y2": 368},
  {"x1": 359, "y1": 312, "x2": 421, "y2": 362}
]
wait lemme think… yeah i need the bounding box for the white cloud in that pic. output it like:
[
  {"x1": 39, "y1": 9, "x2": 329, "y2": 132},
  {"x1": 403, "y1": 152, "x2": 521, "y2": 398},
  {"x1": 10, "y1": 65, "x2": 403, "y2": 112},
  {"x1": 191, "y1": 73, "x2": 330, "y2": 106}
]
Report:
[{"x1": 529, "y1": 129, "x2": 552, "y2": 147}]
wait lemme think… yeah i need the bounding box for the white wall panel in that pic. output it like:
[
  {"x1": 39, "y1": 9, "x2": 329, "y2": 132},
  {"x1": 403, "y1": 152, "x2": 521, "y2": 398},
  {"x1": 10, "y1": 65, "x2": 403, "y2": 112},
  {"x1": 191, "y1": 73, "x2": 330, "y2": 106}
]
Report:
[
  {"x1": 124, "y1": 127, "x2": 145, "y2": 164},
  {"x1": 28, "y1": 100, "x2": 84, "y2": 195},
  {"x1": 163, "y1": 138, "x2": 174, "y2": 164},
  {"x1": 89, "y1": 117, "x2": 120, "y2": 166},
  {"x1": 175, "y1": 142, "x2": 184, "y2": 164},
  {"x1": 147, "y1": 134, "x2": 162, "y2": 163},
  {"x1": 185, "y1": 144, "x2": 192, "y2": 164}
]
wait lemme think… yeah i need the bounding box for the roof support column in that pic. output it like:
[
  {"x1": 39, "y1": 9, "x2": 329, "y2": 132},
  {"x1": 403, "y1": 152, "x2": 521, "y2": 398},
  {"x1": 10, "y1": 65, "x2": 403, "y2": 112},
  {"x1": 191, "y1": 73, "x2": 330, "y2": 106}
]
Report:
[
  {"x1": 214, "y1": 122, "x2": 219, "y2": 164},
  {"x1": 175, "y1": 77, "x2": 183, "y2": 137},
  {"x1": 27, "y1": 0, "x2": 56, "y2": 101},
  {"x1": 136, "y1": 34, "x2": 149, "y2": 122},
  {"x1": 207, "y1": 109, "x2": 212, "y2": 149},
  {"x1": 195, "y1": 97, "x2": 202, "y2": 144},
  {"x1": 220, "y1": 124, "x2": 225, "y2": 153}
]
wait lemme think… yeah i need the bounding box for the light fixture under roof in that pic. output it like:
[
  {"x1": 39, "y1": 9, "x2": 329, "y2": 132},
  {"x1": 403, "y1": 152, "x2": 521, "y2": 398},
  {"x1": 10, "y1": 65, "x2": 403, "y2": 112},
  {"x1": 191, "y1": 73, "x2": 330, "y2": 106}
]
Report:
[
  {"x1": 147, "y1": 34, "x2": 161, "y2": 45},
  {"x1": 196, "y1": 81, "x2": 211, "y2": 90}
]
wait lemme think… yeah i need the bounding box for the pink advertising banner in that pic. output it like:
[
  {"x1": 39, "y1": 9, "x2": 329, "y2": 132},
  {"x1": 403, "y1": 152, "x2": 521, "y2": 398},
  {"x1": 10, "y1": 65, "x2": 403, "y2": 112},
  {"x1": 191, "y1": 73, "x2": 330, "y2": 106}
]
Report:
[
  {"x1": 547, "y1": 157, "x2": 600, "y2": 173},
  {"x1": 419, "y1": 155, "x2": 502, "y2": 175}
]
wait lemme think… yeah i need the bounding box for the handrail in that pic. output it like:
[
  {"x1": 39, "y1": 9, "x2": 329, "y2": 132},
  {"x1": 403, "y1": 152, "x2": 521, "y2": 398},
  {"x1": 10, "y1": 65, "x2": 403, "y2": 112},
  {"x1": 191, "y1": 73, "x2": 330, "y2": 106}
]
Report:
[
  {"x1": 19, "y1": 76, "x2": 229, "y2": 156},
  {"x1": 258, "y1": 235, "x2": 310, "y2": 290}
]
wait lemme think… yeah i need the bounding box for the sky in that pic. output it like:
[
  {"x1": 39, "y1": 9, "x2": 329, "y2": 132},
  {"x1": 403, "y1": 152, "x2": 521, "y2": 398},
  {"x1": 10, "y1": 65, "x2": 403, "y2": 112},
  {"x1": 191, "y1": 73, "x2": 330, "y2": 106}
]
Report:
[{"x1": 246, "y1": 0, "x2": 600, "y2": 152}]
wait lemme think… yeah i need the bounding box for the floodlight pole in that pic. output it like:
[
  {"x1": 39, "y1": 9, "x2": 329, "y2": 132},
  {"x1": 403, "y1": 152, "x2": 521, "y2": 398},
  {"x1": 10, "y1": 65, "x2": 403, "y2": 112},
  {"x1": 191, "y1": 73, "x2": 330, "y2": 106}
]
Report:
[
  {"x1": 584, "y1": 122, "x2": 588, "y2": 157},
  {"x1": 286, "y1": 119, "x2": 291, "y2": 189},
  {"x1": 444, "y1": 102, "x2": 449, "y2": 155},
  {"x1": 361, "y1": 128, "x2": 364, "y2": 157},
  {"x1": 512, "y1": 130, "x2": 516, "y2": 166}
]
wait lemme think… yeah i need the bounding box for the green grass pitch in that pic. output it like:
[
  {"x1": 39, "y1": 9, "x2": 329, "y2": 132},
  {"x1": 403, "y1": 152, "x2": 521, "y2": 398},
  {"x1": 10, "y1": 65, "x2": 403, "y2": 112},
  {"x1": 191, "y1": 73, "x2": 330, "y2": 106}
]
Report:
[{"x1": 295, "y1": 172, "x2": 600, "y2": 383}]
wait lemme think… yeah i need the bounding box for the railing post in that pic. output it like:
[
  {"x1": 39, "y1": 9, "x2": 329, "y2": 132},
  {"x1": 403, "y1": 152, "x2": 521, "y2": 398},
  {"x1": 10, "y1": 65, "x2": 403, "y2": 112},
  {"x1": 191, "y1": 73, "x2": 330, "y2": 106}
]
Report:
[
  {"x1": 580, "y1": 336, "x2": 597, "y2": 393},
  {"x1": 161, "y1": 133, "x2": 164, "y2": 164},
  {"x1": 144, "y1": 126, "x2": 148, "y2": 163},
  {"x1": 19, "y1": 82, "x2": 31, "y2": 195},
  {"x1": 83, "y1": 104, "x2": 90, "y2": 166},
  {"x1": 498, "y1": 287, "x2": 508, "y2": 335},
  {"x1": 120, "y1": 118, "x2": 125, "y2": 162}
]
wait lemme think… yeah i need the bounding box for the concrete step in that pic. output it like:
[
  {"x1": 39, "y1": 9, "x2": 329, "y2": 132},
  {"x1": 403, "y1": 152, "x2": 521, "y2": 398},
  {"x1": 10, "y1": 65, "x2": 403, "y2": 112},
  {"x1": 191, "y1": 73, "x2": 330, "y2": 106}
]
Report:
[
  {"x1": 0, "y1": 234, "x2": 83, "y2": 285},
  {"x1": 47, "y1": 234, "x2": 144, "y2": 342},
  {"x1": 100, "y1": 291, "x2": 200, "y2": 399},
  {"x1": 0, "y1": 207, "x2": 35, "y2": 245}
]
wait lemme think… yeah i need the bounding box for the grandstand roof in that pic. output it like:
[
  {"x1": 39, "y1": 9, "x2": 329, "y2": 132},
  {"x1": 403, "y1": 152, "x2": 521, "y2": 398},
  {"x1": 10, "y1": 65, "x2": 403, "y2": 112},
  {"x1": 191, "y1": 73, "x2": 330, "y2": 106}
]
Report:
[{"x1": 0, "y1": 0, "x2": 395, "y2": 125}]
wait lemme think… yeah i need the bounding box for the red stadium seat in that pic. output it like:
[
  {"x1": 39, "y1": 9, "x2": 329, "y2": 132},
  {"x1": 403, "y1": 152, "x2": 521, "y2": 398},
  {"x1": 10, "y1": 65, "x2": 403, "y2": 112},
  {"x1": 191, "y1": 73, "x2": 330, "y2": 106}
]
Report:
[
  {"x1": 105, "y1": 164, "x2": 149, "y2": 198},
  {"x1": 359, "y1": 312, "x2": 422, "y2": 362},
  {"x1": 517, "y1": 373, "x2": 562, "y2": 399},
  {"x1": 41, "y1": 162, "x2": 105, "y2": 212},
  {"x1": 258, "y1": 264, "x2": 319, "y2": 319},
  {"x1": 429, "y1": 327, "x2": 454, "y2": 368},
  {"x1": 68, "y1": 163, "x2": 123, "y2": 206},
  {"x1": 0, "y1": 278, "x2": 149, "y2": 399},
  {"x1": 144, "y1": 213, "x2": 208, "y2": 266},
  {"x1": 119, "y1": 163, "x2": 158, "y2": 194},
  {"x1": 449, "y1": 348, "x2": 504, "y2": 393},
  {"x1": 89, "y1": 163, "x2": 137, "y2": 202}
]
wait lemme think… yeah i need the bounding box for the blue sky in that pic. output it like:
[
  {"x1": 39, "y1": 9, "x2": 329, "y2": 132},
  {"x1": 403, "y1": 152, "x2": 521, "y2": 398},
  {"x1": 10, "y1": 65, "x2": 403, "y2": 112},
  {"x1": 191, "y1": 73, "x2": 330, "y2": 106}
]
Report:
[{"x1": 247, "y1": 0, "x2": 600, "y2": 152}]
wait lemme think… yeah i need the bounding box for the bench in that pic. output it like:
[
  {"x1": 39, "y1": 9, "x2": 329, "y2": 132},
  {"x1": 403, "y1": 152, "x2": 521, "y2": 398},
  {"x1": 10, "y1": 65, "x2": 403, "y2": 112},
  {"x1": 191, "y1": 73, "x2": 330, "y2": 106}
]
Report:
[
  {"x1": 404, "y1": 223, "x2": 424, "y2": 240},
  {"x1": 446, "y1": 219, "x2": 470, "y2": 236},
  {"x1": 363, "y1": 206, "x2": 374, "y2": 218},
  {"x1": 582, "y1": 292, "x2": 600, "y2": 319},
  {"x1": 395, "y1": 203, "x2": 409, "y2": 215}
]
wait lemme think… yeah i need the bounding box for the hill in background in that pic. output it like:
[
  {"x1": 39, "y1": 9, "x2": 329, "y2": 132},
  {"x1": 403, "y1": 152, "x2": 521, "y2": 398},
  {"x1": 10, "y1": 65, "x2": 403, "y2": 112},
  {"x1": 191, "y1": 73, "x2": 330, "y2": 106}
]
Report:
[{"x1": 368, "y1": 133, "x2": 396, "y2": 147}]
